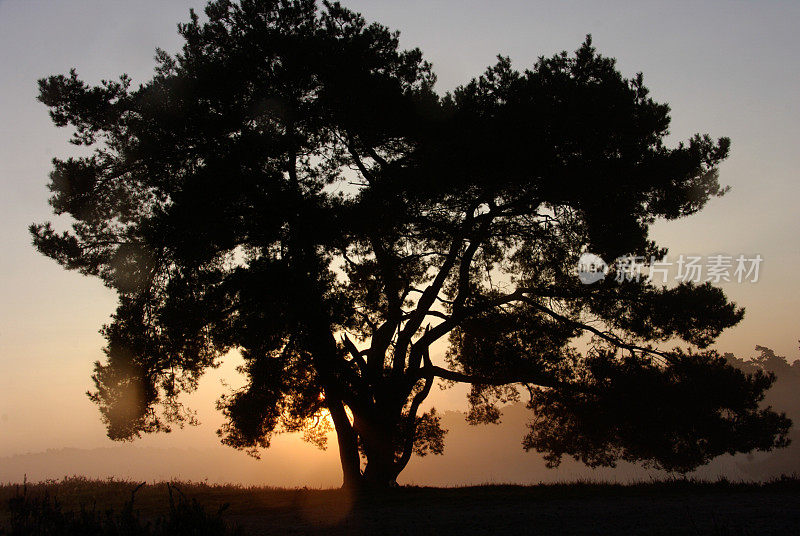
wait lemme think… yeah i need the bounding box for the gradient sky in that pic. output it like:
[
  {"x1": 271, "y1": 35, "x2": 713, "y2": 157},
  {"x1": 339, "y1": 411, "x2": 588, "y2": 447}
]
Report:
[{"x1": 1, "y1": 0, "x2": 798, "y2": 473}]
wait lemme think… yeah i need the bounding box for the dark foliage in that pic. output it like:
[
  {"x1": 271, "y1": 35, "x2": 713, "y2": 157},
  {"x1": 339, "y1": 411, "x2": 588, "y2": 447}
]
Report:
[{"x1": 525, "y1": 348, "x2": 790, "y2": 472}]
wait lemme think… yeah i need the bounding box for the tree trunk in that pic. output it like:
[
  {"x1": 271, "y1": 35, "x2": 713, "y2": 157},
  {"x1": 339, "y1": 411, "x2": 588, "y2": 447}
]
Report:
[
  {"x1": 326, "y1": 397, "x2": 363, "y2": 488},
  {"x1": 357, "y1": 415, "x2": 401, "y2": 488},
  {"x1": 362, "y1": 451, "x2": 399, "y2": 488}
]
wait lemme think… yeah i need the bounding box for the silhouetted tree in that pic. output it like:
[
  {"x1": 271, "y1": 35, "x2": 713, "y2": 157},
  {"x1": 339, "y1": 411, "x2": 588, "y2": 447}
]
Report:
[{"x1": 32, "y1": 0, "x2": 790, "y2": 488}]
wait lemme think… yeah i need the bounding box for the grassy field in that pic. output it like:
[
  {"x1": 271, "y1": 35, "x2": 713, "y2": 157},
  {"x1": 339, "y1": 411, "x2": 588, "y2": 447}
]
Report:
[{"x1": 2, "y1": 476, "x2": 799, "y2": 535}]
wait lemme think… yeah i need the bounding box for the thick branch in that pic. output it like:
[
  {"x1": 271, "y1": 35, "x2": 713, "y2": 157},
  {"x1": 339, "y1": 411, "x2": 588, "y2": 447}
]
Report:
[
  {"x1": 365, "y1": 145, "x2": 390, "y2": 169},
  {"x1": 410, "y1": 287, "x2": 527, "y2": 365},
  {"x1": 393, "y1": 209, "x2": 484, "y2": 373},
  {"x1": 344, "y1": 134, "x2": 376, "y2": 185},
  {"x1": 394, "y1": 342, "x2": 434, "y2": 475},
  {"x1": 517, "y1": 296, "x2": 677, "y2": 364},
  {"x1": 342, "y1": 333, "x2": 369, "y2": 379},
  {"x1": 415, "y1": 364, "x2": 558, "y2": 390}
]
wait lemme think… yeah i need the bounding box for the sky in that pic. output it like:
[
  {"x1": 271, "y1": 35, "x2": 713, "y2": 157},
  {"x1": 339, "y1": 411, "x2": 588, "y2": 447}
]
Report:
[{"x1": 0, "y1": 0, "x2": 798, "y2": 484}]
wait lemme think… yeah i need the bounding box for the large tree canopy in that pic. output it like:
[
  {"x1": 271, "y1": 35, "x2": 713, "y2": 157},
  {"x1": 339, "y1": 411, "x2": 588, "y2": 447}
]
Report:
[{"x1": 32, "y1": 0, "x2": 790, "y2": 487}]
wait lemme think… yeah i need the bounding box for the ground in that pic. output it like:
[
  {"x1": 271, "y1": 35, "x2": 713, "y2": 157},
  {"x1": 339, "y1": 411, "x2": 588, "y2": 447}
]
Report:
[{"x1": 2, "y1": 477, "x2": 799, "y2": 535}]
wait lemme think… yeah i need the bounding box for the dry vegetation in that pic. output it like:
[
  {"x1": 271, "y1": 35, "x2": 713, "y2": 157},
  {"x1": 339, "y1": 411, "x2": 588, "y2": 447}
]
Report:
[{"x1": 2, "y1": 476, "x2": 799, "y2": 535}]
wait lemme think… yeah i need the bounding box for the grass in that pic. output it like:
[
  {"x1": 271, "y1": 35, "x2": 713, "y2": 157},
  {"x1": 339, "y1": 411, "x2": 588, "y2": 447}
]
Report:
[
  {"x1": 1, "y1": 475, "x2": 798, "y2": 535},
  {"x1": 0, "y1": 477, "x2": 244, "y2": 535}
]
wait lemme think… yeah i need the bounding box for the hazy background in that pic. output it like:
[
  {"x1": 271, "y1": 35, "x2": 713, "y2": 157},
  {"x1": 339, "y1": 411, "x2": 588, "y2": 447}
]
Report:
[{"x1": 1, "y1": 0, "x2": 798, "y2": 486}]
